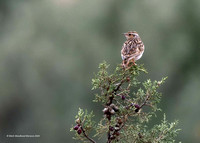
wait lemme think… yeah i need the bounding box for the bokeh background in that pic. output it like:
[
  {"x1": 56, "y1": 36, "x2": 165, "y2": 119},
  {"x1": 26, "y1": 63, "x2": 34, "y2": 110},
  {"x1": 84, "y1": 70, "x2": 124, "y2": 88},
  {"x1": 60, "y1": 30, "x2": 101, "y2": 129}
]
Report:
[{"x1": 0, "y1": 0, "x2": 200, "y2": 142}]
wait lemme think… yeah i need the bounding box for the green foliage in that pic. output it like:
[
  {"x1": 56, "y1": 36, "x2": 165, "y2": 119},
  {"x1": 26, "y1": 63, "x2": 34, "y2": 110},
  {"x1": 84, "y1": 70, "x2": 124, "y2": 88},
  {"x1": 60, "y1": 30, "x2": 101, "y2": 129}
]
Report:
[
  {"x1": 70, "y1": 108, "x2": 95, "y2": 142},
  {"x1": 148, "y1": 114, "x2": 181, "y2": 143},
  {"x1": 119, "y1": 114, "x2": 180, "y2": 143},
  {"x1": 70, "y1": 62, "x2": 180, "y2": 143}
]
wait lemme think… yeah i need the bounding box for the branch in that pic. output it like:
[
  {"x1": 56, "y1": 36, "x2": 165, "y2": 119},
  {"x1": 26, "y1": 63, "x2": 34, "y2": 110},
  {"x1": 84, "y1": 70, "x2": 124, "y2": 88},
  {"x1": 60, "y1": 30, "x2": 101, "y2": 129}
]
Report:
[
  {"x1": 80, "y1": 127, "x2": 96, "y2": 143},
  {"x1": 106, "y1": 77, "x2": 127, "y2": 142},
  {"x1": 106, "y1": 78, "x2": 126, "y2": 106},
  {"x1": 140, "y1": 92, "x2": 150, "y2": 109}
]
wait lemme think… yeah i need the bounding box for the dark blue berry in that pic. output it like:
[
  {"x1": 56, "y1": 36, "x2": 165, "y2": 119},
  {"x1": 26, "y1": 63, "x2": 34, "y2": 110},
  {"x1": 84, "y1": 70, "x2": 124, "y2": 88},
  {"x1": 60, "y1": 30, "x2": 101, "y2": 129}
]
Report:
[
  {"x1": 74, "y1": 124, "x2": 80, "y2": 130},
  {"x1": 109, "y1": 126, "x2": 114, "y2": 131},
  {"x1": 134, "y1": 104, "x2": 140, "y2": 109},
  {"x1": 121, "y1": 95, "x2": 125, "y2": 100},
  {"x1": 77, "y1": 128, "x2": 82, "y2": 134}
]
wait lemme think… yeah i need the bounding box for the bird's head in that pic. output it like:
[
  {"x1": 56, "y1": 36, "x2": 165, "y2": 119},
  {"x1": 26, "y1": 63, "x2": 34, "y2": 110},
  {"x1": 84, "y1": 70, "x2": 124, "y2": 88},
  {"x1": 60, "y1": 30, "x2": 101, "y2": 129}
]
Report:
[{"x1": 123, "y1": 31, "x2": 139, "y2": 40}]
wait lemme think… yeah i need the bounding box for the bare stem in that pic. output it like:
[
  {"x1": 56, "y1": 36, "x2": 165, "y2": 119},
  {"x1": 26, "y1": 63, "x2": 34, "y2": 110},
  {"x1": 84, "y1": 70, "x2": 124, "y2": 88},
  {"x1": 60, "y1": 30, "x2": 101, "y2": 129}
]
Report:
[
  {"x1": 140, "y1": 92, "x2": 150, "y2": 109},
  {"x1": 80, "y1": 127, "x2": 96, "y2": 143}
]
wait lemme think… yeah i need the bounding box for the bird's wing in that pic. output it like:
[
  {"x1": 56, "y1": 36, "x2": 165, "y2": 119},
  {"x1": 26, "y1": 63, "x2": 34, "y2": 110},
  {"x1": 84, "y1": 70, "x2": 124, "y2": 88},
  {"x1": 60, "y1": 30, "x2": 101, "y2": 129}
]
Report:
[
  {"x1": 121, "y1": 41, "x2": 133, "y2": 60},
  {"x1": 125, "y1": 38, "x2": 144, "y2": 58},
  {"x1": 121, "y1": 37, "x2": 144, "y2": 60}
]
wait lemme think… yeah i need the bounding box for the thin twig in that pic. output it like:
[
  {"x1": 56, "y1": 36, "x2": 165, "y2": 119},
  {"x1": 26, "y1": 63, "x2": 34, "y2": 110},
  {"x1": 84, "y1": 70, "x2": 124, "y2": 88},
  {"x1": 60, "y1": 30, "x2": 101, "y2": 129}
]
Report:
[
  {"x1": 140, "y1": 92, "x2": 150, "y2": 109},
  {"x1": 80, "y1": 127, "x2": 96, "y2": 143}
]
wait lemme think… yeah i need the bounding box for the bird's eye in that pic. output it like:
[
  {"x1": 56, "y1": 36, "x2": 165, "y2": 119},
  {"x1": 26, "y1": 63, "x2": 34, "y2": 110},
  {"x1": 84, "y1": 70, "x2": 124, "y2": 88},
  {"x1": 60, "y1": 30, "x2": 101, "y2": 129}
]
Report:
[{"x1": 128, "y1": 34, "x2": 131, "y2": 36}]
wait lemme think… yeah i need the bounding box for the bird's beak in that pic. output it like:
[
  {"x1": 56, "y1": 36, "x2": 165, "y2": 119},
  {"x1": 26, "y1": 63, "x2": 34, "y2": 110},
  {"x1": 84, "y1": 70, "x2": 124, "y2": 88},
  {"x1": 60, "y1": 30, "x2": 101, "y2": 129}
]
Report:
[{"x1": 122, "y1": 33, "x2": 126, "y2": 35}]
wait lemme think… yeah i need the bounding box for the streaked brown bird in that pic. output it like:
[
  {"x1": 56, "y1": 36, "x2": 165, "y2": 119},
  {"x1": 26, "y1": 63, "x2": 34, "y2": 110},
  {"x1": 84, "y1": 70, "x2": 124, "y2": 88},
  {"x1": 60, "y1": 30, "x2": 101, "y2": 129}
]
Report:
[{"x1": 121, "y1": 31, "x2": 145, "y2": 68}]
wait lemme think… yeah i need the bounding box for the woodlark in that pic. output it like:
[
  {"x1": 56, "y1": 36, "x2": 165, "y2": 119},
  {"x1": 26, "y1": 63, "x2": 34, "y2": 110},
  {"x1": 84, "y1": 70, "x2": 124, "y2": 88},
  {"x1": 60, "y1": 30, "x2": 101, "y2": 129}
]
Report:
[{"x1": 121, "y1": 31, "x2": 145, "y2": 68}]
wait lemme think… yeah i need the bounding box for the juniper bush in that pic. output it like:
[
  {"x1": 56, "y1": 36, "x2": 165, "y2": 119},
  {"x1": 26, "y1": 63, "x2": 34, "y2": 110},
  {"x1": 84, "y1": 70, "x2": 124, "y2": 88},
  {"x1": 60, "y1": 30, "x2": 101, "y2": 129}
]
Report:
[{"x1": 70, "y1": 62, "x2": 180, "y2": 143}]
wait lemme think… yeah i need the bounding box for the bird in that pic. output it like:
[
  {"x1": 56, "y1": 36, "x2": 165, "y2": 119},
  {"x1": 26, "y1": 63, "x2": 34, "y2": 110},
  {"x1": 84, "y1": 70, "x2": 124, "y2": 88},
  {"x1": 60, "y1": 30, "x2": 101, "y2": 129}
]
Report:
[{"x1": 121, "y1": 31, "x2": 145, "y2": 68}]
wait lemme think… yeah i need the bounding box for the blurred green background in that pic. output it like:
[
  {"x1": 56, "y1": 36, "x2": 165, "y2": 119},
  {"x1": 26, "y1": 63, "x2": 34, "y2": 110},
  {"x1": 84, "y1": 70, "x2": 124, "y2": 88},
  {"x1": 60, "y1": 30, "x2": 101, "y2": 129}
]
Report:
[{"x1": 0, "y1": 0, "x2": 200, "y2": 142}]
